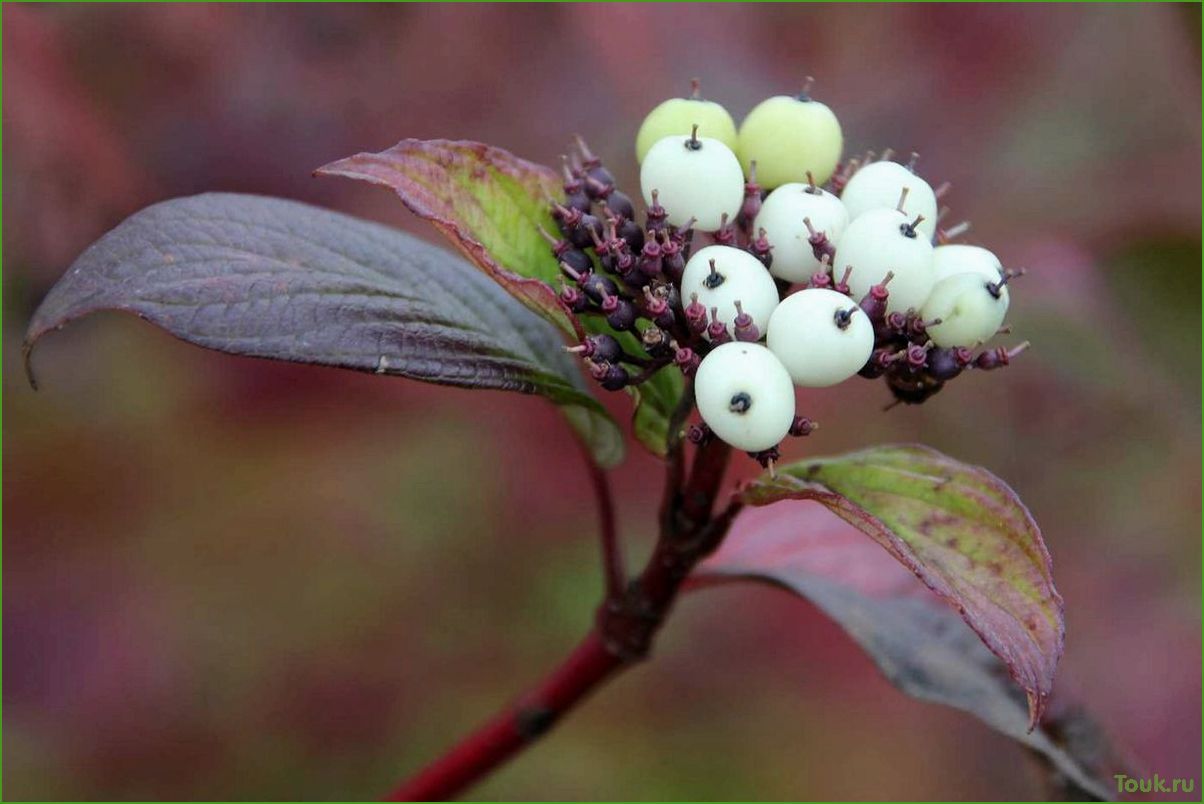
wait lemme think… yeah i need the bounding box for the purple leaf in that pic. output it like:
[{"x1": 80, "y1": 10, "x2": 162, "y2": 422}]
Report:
[
  {"x1": 23, "y1": 193, "x2": 623, "y2": 467},
  {"x1": 734, "y1": 444, "x2": 1064, "y2": 727},
  {"x1": 693, "y1": 501, "x2": 1108, "y2": 800}
]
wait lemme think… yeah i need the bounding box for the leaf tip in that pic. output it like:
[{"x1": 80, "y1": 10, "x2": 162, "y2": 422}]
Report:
[{"x1": 21, "y1": 338, "x2": 40, "y2": 391}]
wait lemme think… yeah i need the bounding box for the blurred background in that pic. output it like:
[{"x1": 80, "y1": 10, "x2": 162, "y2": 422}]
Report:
[{"x1": 3, "y1": 4, "x2": 1200, "y2": 801}]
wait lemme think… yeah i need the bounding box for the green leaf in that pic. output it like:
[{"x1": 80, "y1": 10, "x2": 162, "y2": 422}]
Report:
[
  {"x1": 693, "y1": 502, "x2": 1114, "y2": 800},
  {"x1": 316, "y1": 139, "x2": 577, "y2": 338},
  {"x1": 318, "y1": 138, "x2": 687, "y2": 459},
  {"x1": 24, "y1": 193, "x2": 624, "y2": 467},
  {"x1": 593, "y1": 325, "x2": 684, "y2": 457},
  {"x1": 738, "y1": 444, "x2": 1064, "y2": 726}
]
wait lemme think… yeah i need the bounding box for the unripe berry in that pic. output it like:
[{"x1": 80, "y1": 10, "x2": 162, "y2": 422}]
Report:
[
  {"x1": 920, "y1": 272, "x2": 1009, "y2": 348},
  {"x1": 635, "y1": 81, "x2": 739, "y2": 163},
  {"x1": 681, "y1": 245, "x2": 779, "y2": 339},
  {"x1": 737, "y1": 88, "x2": 843, "y2": 189},
  {"x1": 931, "y1": 243, "x2": 1005, "y2": 284},
  {"x1": 766, "y1": 288, "x2": 874, "y2": 387},
  {"x1": 695, "y1": 342, "x2": 796, "y2": 453},
  {"x1": 836, "y1": 207, "x2": 936, "y2": 314},
  {"x1": 840, "y1": 160, "x2": 938, "y2": 238},
  {"x1": 640, "y1": 131, "x2": 745, "y2": 231},
  {"x1": 752, "y1": 182, "x2": 849, "y2": 283}
]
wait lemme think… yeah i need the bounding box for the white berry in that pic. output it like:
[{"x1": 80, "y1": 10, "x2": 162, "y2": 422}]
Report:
[
  {"x1": 681, "y1": 245, "x2": 779, "y2": 339},
  {"x1": 932, "y1": 244, "x2": 1004, "y2": 284},
  {"x1": 737, "y1": 94, "x2": 843, "y2": 189},
  {"x1": 754, "y1": 183, "x2": 849, "y2": 283},
  {"x1": 921, "y1": 273, "x2": 1009, "y2": 347},
  {"x1": 640, "y1": 133, "x2": 745, "y2": 230},
  {"x1": 840, "y1": 161, "x2": 938, "y2": 238},
  {"x1": 695, "y1": 342, "x2": 796, "y2": 452},
  {"x1": 766, "y1": 288, "x2": 874, "y2": 387},
  {"x1": 635, "y1": 90, "x2": 738, "y2": 163},
  {"x1": 836, "y1": 208, "x2": 935, "y2": 314}
]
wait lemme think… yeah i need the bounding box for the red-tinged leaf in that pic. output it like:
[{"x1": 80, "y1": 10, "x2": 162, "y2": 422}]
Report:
[
  {"x1": 735, "y1": 444, "x2": 1064, "y2": 728},
  {"x1": 318, "y1": 138, "x2": 686, "y2": 459},
  {"x1": 692, "y1": 501, "x2": 1110, "y2": 801},
  {"x1": 23, "y1": 193, "x2": 624, "y2": 467},
  {"x1": 315, "y1": 139, "x2": 580, "y2": 339}
]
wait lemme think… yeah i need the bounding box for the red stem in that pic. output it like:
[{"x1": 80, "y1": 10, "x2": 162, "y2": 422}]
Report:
[
  {"x1": 581, "y1": 442, "x2": 625, "y2": 601},
  {"x1": 384, "y1": 426, "x2": 733, "y2": 801},
  {"x1": 384, "y1": 630, "x2": 622, "y2": 801}
]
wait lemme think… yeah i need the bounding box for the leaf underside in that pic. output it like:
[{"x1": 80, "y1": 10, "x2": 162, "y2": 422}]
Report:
[
  {"x1": 693, "y1": 501, "x2": 1108, "y2": 800},
  {"x1": 735, "y1": 444, "x2": 1065, "y2": 728},
  {"x1": 23, "y1": 192, "x2": 623, "y2": 467},
  {"x1": 317, "y1": 138, "x2": 681, "y2": 458}
]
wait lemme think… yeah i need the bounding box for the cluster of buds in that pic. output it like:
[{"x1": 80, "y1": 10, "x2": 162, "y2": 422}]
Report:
[{"x1": 547, "y1": 79, "x2": 1029, "y2": 466}]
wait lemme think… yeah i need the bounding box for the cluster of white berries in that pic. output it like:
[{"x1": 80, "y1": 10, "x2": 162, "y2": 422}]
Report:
[{"x1": 551, "y1": 80, "x2": 1028, "y2": 465}]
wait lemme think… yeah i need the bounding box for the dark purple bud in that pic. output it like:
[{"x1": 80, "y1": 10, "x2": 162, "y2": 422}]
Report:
[
  {"x1": 577, "y1": 271, "x2": 618, "y2": 304},
  {"x1": 660, "y1": 232, "x2": 686, "y2": 281},
  {"x1": 641, "y1": 326, "x2": 672, "y2": 358},
  {"x1": 685, "y1": 293, "x2": 708, "y2": 334},
  {"x1": 733, "y1": 300, "x2": 760, "y2": 342},
  {"x1": 750, "y1": 228, "x2": 774, "y2": 270},
  {"x1": 558, "y1": 280, "x2": 588, "y2": 313},
  {"x1": 617, "y1": 217, "x2": 645, "y2": 252},
  {"x1": 804, "y1": 217, "x2": 836, "y2": 264},
  {"x1": 858, "y1": 271, "x2": 894, "y2": 324},
  {"x1": 707, "y1": 307, "x2": 731, "y2": 344},
  {"x1": 789, "y1": 416, "x2": 817, "y2": 437},
  {"x1": 686, "y1": 422, "x2": 712, "y2": 445},
  {"x1": 926, "y1": 346, "x2": 973, "y2": 381},
  {"x1": 750, "y1": 446, "x2": 781, "y2": 469},
  {"x1": 713, "y1": 213, "x2": 737, "y2": 246},
  {"x1": 905, "y1": 343, "x2": 930, "y2": 368},
  {"x1": 605, "y1": 298, "x2": 637, "y2": 331},
  {"x1": 639, "y1": 238, "x2": 663, "y2": 277},
  {"x1": 568, "y1": 333, "x2": 623, "y2": 363},
  {"x1": 974, "y1": 341, "x2": 1030, "y2": 371},
  {"x1": 809, "y1": 270, "x2": 832, "y2": 290},
  {"x1": 738, "y1": 161, "x2": 763, "y2": 233},
  {"x1": 673, "y1": 345, "x2": 700, "y2": 377},
  {"x1": 833, "y1": 265, "x2": 854, "y2": 296},
  {"x1": 645, "y1": 189, "x2": 669, "y2": 234},
  {"x1": 560, "y1": 248, "x2": 593, "y2": 276}
]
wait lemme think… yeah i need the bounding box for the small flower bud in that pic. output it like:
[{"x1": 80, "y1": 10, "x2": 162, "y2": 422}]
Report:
[
  {"x1": 732, "y1": 300, "x2": 761, "y2": 342},
  {"x1": 789, "y1": 416, "x2": 817, "y2": 437}
]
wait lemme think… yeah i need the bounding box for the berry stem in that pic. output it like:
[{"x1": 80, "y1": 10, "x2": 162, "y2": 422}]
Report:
[{"x1": 382, "y1": 407, "x2": 738, "y2": 801}]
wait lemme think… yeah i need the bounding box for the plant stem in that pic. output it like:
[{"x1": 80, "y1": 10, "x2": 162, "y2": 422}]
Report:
[
  {"x1": 384, "y1": 432, "x2": 735, "y2": 801},
  {"x1": 383, "y1": 631, "x2": 622, "y2": 801},
  {"x1": 580, "y1": 442, "x2": 624, "y2": 602}
]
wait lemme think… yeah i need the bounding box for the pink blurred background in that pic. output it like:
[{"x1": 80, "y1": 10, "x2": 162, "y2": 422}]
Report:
[{"x1": 3, "y1": 4, "x2": 1200, "y2": 800}]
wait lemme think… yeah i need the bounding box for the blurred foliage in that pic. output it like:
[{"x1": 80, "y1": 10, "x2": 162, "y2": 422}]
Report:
[{"x1": 3, "y1": 4, "x2": 1200, "y2": 801}]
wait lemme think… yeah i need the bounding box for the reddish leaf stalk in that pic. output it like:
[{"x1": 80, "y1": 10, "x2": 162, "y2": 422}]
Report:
[
  {"x1": 386, "y1": 416, "x2": 737, "y2": 801},
  {"x1": 580, "y1": 440, "x2": 625, "y2": 601}
]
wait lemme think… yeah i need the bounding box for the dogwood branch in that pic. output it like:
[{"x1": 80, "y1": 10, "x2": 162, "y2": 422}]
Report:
[{"x1": 385, "y1": 427, "x2": 734, "y2": 801}]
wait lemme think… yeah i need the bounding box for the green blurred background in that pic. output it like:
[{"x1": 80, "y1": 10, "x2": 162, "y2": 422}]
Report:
[{"x1": 3, "y1": 4, "x2": 1200, "y2": 800}]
